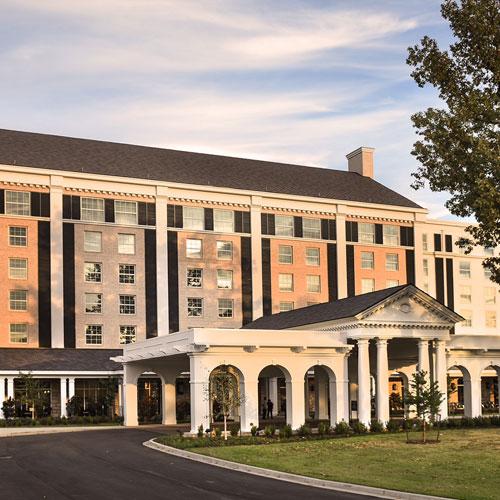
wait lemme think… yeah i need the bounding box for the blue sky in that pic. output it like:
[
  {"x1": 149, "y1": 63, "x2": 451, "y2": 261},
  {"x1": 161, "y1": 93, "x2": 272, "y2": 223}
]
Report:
[{"x1": 0, "y1": 0, "x2": 458, "y2": 218}]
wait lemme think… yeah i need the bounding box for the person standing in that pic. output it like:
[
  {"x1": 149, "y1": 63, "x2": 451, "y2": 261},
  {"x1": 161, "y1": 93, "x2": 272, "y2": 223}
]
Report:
[{"x1": 267, "y1": 399, "x2": 274, "y2": 419}]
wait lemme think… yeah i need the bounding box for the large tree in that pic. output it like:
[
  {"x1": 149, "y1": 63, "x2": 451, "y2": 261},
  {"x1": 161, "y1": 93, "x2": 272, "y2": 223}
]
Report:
[{"x1": 407, "y1": 0, "x2": 500, "y2": 284}]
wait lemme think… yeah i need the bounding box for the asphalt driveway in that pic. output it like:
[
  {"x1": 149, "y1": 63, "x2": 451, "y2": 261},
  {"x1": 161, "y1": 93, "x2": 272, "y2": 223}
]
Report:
[{"x1": 0, "y1": 428, "x2": 378, "y2": 499}]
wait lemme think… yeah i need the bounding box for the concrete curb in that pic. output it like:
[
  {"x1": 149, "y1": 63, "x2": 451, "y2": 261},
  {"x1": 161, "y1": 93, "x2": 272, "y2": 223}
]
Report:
[
  {"x1": 0, "y1": 425, "x2": 124, "y2": 438},
  {"x1": 143, "y1": 439, "x2": 455, "y2": 500}
]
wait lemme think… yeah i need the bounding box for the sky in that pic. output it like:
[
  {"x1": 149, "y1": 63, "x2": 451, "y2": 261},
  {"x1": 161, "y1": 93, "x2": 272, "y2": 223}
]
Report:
[{"x1": 0, "y1": 0, "x2": 460, "y2": 218}]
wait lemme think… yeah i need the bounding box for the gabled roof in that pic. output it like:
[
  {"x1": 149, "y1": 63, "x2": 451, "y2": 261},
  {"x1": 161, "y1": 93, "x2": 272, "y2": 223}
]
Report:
[
  {"x1": 0, "y1": 348, "x2": 123, "y2": 372},
  {"x1": 0, "y1": 129, "x2": 422, "y2": 208},
  {"x1": 242, "y1": 285, "x2": 463, "y2": 330}
]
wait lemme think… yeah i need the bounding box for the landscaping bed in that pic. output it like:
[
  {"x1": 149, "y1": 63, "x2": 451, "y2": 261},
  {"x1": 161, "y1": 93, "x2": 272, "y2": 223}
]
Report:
[{"x1": 0, "y1": 416, "x2": 123, "y2": 427}]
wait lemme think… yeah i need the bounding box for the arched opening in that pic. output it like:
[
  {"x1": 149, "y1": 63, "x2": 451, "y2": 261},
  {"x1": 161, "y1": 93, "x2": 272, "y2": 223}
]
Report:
[
  {"x1": 208, "y1": 365, "x2": 244, "y2": 428},
  {"x1": 388, "y1": 371, "x2": 409, "y2": 419},
  {"x1": 258, "y1": 365, "x2": 291, "y2": 426},
  {"x1": 448, "y1": 365, "x2": 472, "y2": 418},
  {"x1": 304, "y1": 365, "x2": 336, "y2": 424},
  {"x1": 480, "y1": 365, "x2": 500, "y2": 416}
]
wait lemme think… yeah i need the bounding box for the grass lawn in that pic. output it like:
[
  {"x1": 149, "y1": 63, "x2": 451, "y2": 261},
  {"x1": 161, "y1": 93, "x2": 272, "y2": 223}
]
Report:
[{"x1": 191, "y1": 429, "x2": 500, "y2": 500}]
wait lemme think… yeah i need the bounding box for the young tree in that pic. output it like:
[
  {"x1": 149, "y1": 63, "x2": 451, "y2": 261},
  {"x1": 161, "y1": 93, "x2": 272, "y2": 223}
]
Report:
[
  {"x1": 405, "y1": 370, "x2": 445, "y2": 443},
  {"x1": 208, "y1": 367, "x2": 244, "y2": 440},
  {"x1": 17, "y1": 372, "x2": 44, "y2": 419},
  {"x1": 407, "y1": 0, "x2": 500, "y2": 284},
  {"x1": 1, "y1": 397, "x2": 16, "y2": 420}
]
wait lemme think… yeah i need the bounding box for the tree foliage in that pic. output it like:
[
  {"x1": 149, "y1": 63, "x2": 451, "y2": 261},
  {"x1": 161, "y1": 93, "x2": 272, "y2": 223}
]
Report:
[{"x1": 407, "y1": 0, "x2": 500, "y2": 284}]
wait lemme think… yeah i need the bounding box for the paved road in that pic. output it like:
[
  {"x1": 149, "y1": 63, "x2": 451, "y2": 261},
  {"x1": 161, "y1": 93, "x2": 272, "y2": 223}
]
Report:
[{"x1": 0, "y1": 428, "x2": 378, "y2": 500}]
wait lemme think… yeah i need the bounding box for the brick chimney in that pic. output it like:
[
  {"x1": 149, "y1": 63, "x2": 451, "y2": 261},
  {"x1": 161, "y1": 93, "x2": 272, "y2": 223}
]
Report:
[{"x1": 346, "y1": 147, "x2": 375, "y2": 178}]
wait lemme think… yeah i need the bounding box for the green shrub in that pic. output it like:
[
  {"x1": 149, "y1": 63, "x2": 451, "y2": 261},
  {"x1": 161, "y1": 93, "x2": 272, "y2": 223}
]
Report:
[
  {"x1": 250, "y1": 425, "x2": 258, "y2": 436},
  {"x1": 317, "y1": 421, "x2": 331, "y2": 436},
  {"x1": 334, "y1": 420, "x2": 351, "y2": 436},
  {"x1": 297, "y1": 424, "x2": 311, "y2": 437},
  {"x1": 197, "y1": 424, "x2": 204, "y2": 438},
  {"x1": 386, "y1": 420, "x2": 400, "y2": 432},
  {"x1": 461, "y1": 417, "x2": 475, "y2": 428},
  {"x1": 351, "y1": 421, "x2": 368, "y2": 434},
  {"x1": 279, "y1": 424, "x2": 293, "y2": 439},
  {"x1": 229, "y1": 422, "x2": 240, "y2": 437},
  {"x1": 264, "y1": 425, "x2": 276, "y2": 438},
  {"x1": 214, "y1": 427, "x2": 222, "y2": 438},
  {"x1": 490, "y1": 415, "x2": 500, "y2": 426},
  {"x1": 370, "y1": 420, "x2": 385, "y2": 433},
  {"x1": 473, "y1": 416, "x2": 490, "y2": 427}
]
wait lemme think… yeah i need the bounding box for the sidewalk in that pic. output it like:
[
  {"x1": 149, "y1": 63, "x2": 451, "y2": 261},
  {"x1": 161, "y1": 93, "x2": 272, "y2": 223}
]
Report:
[{"x1": 0, "y1": 425, "x2": 124, "y2": 438}]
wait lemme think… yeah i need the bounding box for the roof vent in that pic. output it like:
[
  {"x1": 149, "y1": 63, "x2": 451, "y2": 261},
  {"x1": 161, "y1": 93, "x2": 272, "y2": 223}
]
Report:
[{"x1": 346, "y1": 147, "x2": 375, "y2": 178}]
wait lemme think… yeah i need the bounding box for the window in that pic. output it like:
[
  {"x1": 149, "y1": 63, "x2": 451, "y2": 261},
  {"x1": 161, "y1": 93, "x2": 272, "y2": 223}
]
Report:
[
  {"x1": 187, "y1": 297, "x2": 203, "y2": 317},
  {"x1": 217, "y1": 241, "x2": 232, "y2": 260},
  {"x1": 484, "y1": 267, "x2": 492, "y2": 279},
  {"x1": 187, "y1": 268, "x2": 203, "y2": 288},
  {"x1": 120, "y1": 325, "x2": 136, "y2": 344},
  {"x1": 422, "y1": 233, "x2": 428, "y2": 251},
  {"x1": 484, "y1": 287, "x2": 496, "y2": 305},
  {"x1": 459, "y1": 286, "x2": 472, "y2": 304},
  {"x1": 85, "y1": 293, "x2": 102, "y2": 314},
  {"x1": 460, "y1": 310, "x2": 472, "y2": 327},
  {"x1": 186, "y1": 239, "x2": 202, "y2": 259},
  {"x1": 9, "y1": 258, "x2": 27, "y2": 279},
  {"x1": 386, "y1": 253, "x2": 399, "y2": 271},
  {"x1": 306, "y1": 275, "x2": 321, "y2": 293},
  {"x1": 84, "y1": 231, "x2": 102, "y2": 252},
  {"x1": 183, "y1": 207, "x2": 204, "y2": 230},
  {"x1": 214, "y1": 209, "x2": 234, "y2": 233},
  {"x1": 279, "y1": 273, "x2": 293, "y2": 292},
  {"x1": 118, "y1": 234, "x2": 135, "y2": 254},
  {"x1": 302, "y1": 218, "x2": 321, "y2": 239},
  {"x1": 279, "y1": 301, "x2": 294, "y2": 312},
  {"x1": 84, "y1": 262, "x2": 102, "y2": 283},
  {"x1": 119, "y1": 264, "x2": 136, "y2": 284},
  {"x1": 485, "y1": 311, "x2": 496, "y2": 328},
  {"x1": 484, "y1": 247, "x2": 495, "y2": 256},
  {"x1": 217, "y1": 269, "x2": 233, "y2": 289},
  {"x1": 361, "y1": 251, "x2": 374, "y2": 269},
  {"x1": 114, "y1": 201, "x2": 137, "y2": 225},
  {"x1": 10, "y1": 323, "x2": 28, "y2": 343},
  {"x1": 119, "y1": 295, "x2": 136, "y2": 315},
  {"x1": 305, "y1": 247, "x2": 320, "y2": 266},
  {"x1": 9, "y1": 290, "x2": 27, "y2": 311},
  {"x1": 383, "y1": 225, "x2": 400, "y2": 246},
  {"x1": 9, "y1": 226, "x2": 27, "y2": 246},
  {"x1": 81, "y1": 197, "x2": 105, "y2": 222},
  {"x1": 459, "y1": 262, "x2": 471, "y2": 278},
  {"x1": 85, "y1": 325, "x2": 102, "y2": 345},
  {"x1": 386, "y1": 280, "x2": 399, "y2": 288},
  {"x1": 361, "y1": 278, "x2": 375, "y2": 294},
  {"x1": 278, "y1": 245, "x2": 293, "y2": 264},
  {"x1": 423, "y1": 259, "x2": 429, "y2": 276},
  {"x1": 359, "y1": 223, "x2": 375, "y2": 243},
  {"x1": 275, "y1": 215, "x2": 294, "y2": 237},
  {"x1": 218, "y1": 298, "x2": 234, "y2": 318},
  {"x1": 5, "y1": 191, "x2": 30, "y2": 216}
]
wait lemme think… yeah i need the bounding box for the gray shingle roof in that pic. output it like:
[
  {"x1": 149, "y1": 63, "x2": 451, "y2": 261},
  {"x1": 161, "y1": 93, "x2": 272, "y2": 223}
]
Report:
[
  {"x1": 0, "y1": 348, "x2": 123, "y2": 372},
  {"x1": 0, "y1": 129, "x2": 421, "y2": 208},
  {"x1": 243, "y1": 285, "x2": 408, "y2": 330}
]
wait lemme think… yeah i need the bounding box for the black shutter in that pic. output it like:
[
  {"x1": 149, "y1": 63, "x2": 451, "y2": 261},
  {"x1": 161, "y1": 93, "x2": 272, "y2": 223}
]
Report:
[
  {"x1": 167, "y1": 231, "x2": 179, "y2": 333},
  {"x1": 71, "y1": 195, "x2": 80, "y2": 220},
  {"x1": 234, "y1": 211, "x2": 243, "y2": 233},
  {"x1": 407, "y1": 227, "x2": 415, "y2": 247},
  {"x1": 268, "y1": 214, "x2": 275, "y2": 235},
  {"x1": 446, "y1": 258, "x2": 454, "y2": 309},
  {"x1": 105, "y1": 199, "x2": 115, "y2": 223},
  {"x1": 327, "y1": 243, "x2": 338, "y2": 301},
  {"x1": 375, "y1": 224, "x2": 383, "y2": 244},
  {"x1": 321, "y1": 219, "x2": 329, "y2": 240},
  {"x1": 167, "y1": 205, "x2": 175, "y2": 227},
  {"x1": 262, "y1": 238, "x2": 272, "y2": 315},
  {"x1": 346, "y1": 245, "x2": 355, "y2": 297},
  {"x1": 406, "y1": 249, "x2": 415, "y2": 285},
  {"x1": 329, "y1": 219, "x2": 336, "y2": 240},
  {"x1": 204, "y1": 208, "x2": 214, "y2": 231},
  {"x1": 346, "y1": 221, "x2": 358, "y2": 242},
  {"x1": 174, "y1": 205, "x2": 183, "y2": 228},
  {"x1": 146, "y1": 203, "x2": 156, "y2": 226},
  {"x1": 242, "y1": 211, "x2": 251, "y2": 233},
  {"x1": 138, "y1": 202, "x2": 147, "y2": 226},
  {"x1": 261, "y1": 213, "x2": 268, "y2": 235},
  {"x1": 435, "y1": 257, "x2": 445, "y2": 304},
  {"x1": 0, "y1": 189, "x2": 4, "y2": 213},
  {"x1": 445, "y1": 234, "x2": 453, "y2": 252},
  {"x1": 294, "y1": 216, "x2": 303, "y2": 238},
  {"x1": 434, "y1": 233, "x2": 442, "y2": 252},
  {"x1": 30, "y1": 192, "x2": 41, "y2": 217},
  {"x1": 63, "y1": 195, "x2": 72, "y2": 219},
  {"x1": 145, "y1": 229, "x2": 158, "y2": 337},
  {"x1": 400, "y1": 226, "x2": 408, "y2": 246},
  {"x1": 63, "y1": 223, "x2": 75, "y2": 348},
  {"x1": 38, "y1": 221, "x2": 52, "y2": 347},
  {"x1": 241, "y1": 236, "x2": 253, "y2": 324},
  {"x1": 40, "y1": 193, "x2": 50, "y2": 217}
]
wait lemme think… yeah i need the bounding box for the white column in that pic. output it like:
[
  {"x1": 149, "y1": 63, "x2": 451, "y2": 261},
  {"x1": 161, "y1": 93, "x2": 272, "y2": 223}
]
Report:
[
  {"x1": 357, "y1": 339, "x2": 371, "y2": 426},
  {"x1": 156, "y1": 187, "x2": 169, "y2": 335},
  {"x1": 250, "y1": 196, "x2": 263, "y2": 319},
  {"x1": 315, "y1": 370, "x2": 329, "y2": 420},
  {"x1": 0, "y1": 378, "x2": 5, "y2": 419},
  {"x1": 68, "y1": 377, "x2": 75, "y2": 400},
  {"x1": 60, "y1": 378, "x2": 68, "y2": 417},
  {"x1": 268, "y1": 377, "x2": 278, "y2": 415},
  {"x1": 375, "y1": 339, "x2": 390, "y2": 424},
  {"x1": 343, "y1": 354, "x2": 350, "y2": 421},
  {"x1": 336, "y1": 208, "x2": 347, "y2": 299},
  {"x1": 162, "y1": 380, "x2": 177, "y2": 425},
  {"x1": 50, "y1": 176, "x2": 64, "y2": 348},
  {"x1": 304, "y1": 375, "x2": 310, "y2": 419},
  {"x1": 289, "y1": 378, "x2": 306, "y2": 429},
  {"x1": 189, "y1": 355, "x2": 210, "y2": 434},
  {"x1": 123, "y1": 367, "x2": 138, "y2": 427},
  {"x1": 118, "y1": 381, "x2": 123, "y2": 417},
  {"x1": 417, "y1": 339, "x2": 430, "y2": 374},
  {"x1": 241, "y1": 379, "x2": 259, "y2": 433},
  {"x1": 434, "y1": 340, "x2": 448, "y2": 419},
  {"x1": 7, "y1": 377, "x2": 15, "y2": 399},
  {"x1": 470, "y1": 377, "x2": 482, "y2": 418}
]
